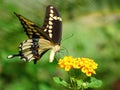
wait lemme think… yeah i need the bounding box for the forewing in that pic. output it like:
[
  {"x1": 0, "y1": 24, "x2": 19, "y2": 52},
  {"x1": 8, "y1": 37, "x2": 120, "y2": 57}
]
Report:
[
  {"x1": 42, "y1": 5, "x2": 62, "y2": 44},
  {"x1": 14, "y1": 13, "x2": 47, "y2": 39}
]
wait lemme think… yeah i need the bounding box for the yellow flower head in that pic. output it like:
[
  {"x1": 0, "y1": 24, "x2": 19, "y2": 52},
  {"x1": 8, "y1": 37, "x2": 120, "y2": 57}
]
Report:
[
  {"x1": 58, "y1": 56, "x2": 75, "y2": 71},
  {"x1": 58, "y1": 56, "x2": 98, "y2": 77}
]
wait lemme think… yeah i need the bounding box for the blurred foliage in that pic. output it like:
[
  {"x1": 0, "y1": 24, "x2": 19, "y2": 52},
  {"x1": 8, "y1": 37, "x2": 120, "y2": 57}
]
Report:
[{"x1": 0, "y1": 0, "x2": 120, "y2": 90}]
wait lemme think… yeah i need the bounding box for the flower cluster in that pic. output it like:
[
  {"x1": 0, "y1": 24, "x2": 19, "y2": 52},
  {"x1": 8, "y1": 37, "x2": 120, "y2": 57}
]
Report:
[{"x1": 58, "y1": 56, "x2": 98, "y2": 76}]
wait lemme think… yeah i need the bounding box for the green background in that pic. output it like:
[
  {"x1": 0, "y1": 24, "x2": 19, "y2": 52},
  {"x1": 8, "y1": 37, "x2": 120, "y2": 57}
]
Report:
[{"x1": 0, "y1": 0, "x2": 120, "y2": 90}]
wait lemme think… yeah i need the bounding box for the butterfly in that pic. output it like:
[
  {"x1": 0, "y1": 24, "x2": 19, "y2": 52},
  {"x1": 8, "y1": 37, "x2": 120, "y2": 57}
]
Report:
[{"x1": 7, "y1": 5, "x2": 62, "y2": 64}]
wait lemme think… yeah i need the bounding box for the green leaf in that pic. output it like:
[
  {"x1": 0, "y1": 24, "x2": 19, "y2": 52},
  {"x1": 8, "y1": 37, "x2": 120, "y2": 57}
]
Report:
[
  {"x1": 53, "y1": 77, "x2": 69, "y2": 87},
  {"x1": 88, "y1": 77, "x2": 102, "y2": 88},
  {"x1": 76, "y1": 79, "x2": 83, "y2": 87}
]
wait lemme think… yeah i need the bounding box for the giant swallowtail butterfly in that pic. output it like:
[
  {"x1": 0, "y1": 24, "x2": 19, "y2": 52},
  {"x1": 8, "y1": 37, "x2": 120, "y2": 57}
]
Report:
[{"x1": 7, "y1": 5, "x2": 62, "y2": 64}]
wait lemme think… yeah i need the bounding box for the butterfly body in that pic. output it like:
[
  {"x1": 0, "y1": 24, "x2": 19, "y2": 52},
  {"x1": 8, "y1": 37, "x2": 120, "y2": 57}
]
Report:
[{"x1": 7, "y1": 5, "x2": 62, "y2": 64}]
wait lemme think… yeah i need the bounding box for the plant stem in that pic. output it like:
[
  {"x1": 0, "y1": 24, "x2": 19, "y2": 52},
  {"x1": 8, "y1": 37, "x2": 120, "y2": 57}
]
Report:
[{"x1": 68, "y1": 71, "x2": 78, "y2": 90}]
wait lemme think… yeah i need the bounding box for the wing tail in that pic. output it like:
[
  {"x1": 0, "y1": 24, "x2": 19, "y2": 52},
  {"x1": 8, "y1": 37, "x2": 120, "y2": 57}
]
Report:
[{"x1": 7, "y1": 54, "x2": 20, "y2": 59}]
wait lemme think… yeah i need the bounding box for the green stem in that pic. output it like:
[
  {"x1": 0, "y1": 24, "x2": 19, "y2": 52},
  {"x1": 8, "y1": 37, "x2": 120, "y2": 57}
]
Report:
[{"x1": 68, "y1": 71, "x2": 78, "y2": 90}]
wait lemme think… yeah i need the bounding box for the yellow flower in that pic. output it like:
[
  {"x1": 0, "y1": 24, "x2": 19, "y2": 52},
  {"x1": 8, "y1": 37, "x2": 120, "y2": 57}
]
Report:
[
  {"x1": 65, "y1": 65, "x2": 71, "y2": 71},
  {"x1": 58, "y1": 56, "x2": 98, "y2": 77},
  {"x1": 58, "y1": 56, "x2": 75, "y2": 71},
  {"x1": 78, "y1": 58, "x2": 98, "y2": 76}
]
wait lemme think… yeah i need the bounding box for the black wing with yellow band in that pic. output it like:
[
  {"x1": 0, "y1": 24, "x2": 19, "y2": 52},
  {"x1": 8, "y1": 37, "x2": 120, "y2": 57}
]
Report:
[
  {"x1": 42, "y1": 5, "x2": 62, "y2": 44},
  {"x1": 14, "y1": 13, "x2": 41, "y2": 39},
  {"x1": 14, "y1": 13, "x2": 51, "y2": 40}
]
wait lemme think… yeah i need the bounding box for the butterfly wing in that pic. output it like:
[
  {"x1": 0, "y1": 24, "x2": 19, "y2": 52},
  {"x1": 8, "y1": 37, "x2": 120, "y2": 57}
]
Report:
[
  {"x1": 8, "y1": 5, "x2": 62, "y2": 63},
  {"x1": 14, "y1": 12, "x2": 51, "y2": 40},
  {"x1": 19, "y1": 39, "x2": 50, "y2": 64},
  {"x1": 42, "y1": 5, "x2": 62, "y2": 44}
]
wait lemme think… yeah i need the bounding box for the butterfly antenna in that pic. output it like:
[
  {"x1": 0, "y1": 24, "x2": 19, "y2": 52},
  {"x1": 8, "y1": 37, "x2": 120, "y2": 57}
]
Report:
[
  {"x1": 62, "y1": 33, "x2": 74, "y2": 42},
  {"x1": 61, "y1": 46, "x2": 69, "y2": 55},
  {"x1": 55, "y1": 46, "x2": 69, "y2": 61}
]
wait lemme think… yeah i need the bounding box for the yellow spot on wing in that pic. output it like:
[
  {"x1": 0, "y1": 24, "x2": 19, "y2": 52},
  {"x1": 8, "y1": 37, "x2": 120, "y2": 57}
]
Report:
[
  {"x1": 33, "y1": 30, "x2": 38, "y2": 32},
  {"x1": 50, "y1": 14, "x2": 53, "y2": 17},
  {"x1": 49, "y1": 26, "x2": 52, "y2": 29},
  {"x1": 36, "y1": 33, "x2": 40, "y2": 36},
  {"x1": 50, "y1": 6, "x2": 53, "y2": 9},
  {"x1": 49, "y1": 17, "x2": 53, "y2": 21},
  {"x1": 50, "y1": 10, "x2": 54, "y2": 13},
  {"x1": 49, "y1": 21, "x2": 53, "y2": 25},
  {"x1": 48, "y1": 30, "x2": 52, "y2": 33},
  {"x1": 49, "y1": 33, "x2": 52, "y2": 38},
  {"x1": 44, "y1": 29, "x2": 47, "y2": 32}
]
